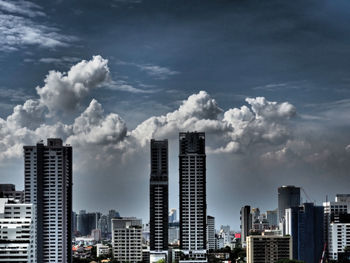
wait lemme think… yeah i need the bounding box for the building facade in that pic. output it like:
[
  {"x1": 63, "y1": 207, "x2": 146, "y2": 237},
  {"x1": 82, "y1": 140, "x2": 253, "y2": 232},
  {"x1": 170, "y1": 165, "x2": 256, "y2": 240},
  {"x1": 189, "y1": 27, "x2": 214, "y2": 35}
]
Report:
[
  {"x1": 285, "y1": 203, "x2": 324, "y2": 263},
  {"x1": 0, "y1": 184, "x2": 24, "y2": 203},
  {"x1": 323, "y1": 195, "x2": 350, "y2": 261},
  {"x1": 112, "y1": 217, "x2": 143, "y2": 263},
  {"x1": 278, "y1": 186, "x2": 300, "y2": 224},
  {"x1": 179, "y1": 132, "x2": 207, "y2": 260},
  {"x1": 207, "y1": 216, "x2": 215, "y2": 251},
  {"x1": 0, "y1": 198, "x2": 36, "y2": 263},
  {"x1": 240, "y1": 205, "x2": 252, "y2": 246},
  {"x1": 24, "y1": 138, "x2": 72, "y2": 263},
  {"x1": 149, "y1": 139, "x2": 169, "y2": 261},
  {"x1": 246, "y1": 235, "x2": 292, "y2": 263}
]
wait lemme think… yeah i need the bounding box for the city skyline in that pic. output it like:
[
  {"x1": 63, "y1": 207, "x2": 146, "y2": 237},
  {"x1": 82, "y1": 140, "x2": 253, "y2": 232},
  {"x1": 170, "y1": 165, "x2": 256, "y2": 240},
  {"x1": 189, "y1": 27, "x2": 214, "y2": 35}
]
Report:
[{"x1": 1, "y1": 0, "x2": 350, "y2": 229}]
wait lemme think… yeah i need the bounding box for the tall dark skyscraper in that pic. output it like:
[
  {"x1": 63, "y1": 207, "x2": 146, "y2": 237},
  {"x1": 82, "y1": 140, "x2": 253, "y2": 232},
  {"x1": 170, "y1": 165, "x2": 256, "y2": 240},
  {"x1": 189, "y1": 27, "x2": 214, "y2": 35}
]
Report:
[
  {"x1": 278, "y1": 185, "x2": 300, "y2": 224},
  {"x1": 24, "y1": 138, "x2": 72, "y2": 263},
  {"x1": 179, "y1": 132, "x2": 207, "y2": 259},
  {"x1": 149, "y1": 139, "x2": 169, "y2": 259},
  {"x1": 240, "y1": 205, "x2": 252, "y2": 245},
  {"x1": 285, "y1": 203, "x2": 324, "y2": 263}
]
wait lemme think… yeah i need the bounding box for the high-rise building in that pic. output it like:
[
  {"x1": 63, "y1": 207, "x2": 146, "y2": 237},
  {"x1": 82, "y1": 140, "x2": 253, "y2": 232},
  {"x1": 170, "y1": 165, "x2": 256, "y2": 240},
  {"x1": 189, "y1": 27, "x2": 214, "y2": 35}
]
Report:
[
  {"x1": 149, "y1": 139, "x2": 168, "y2": 262},
  {"x1": 24, "y1": 138, "x2": 72, "y2": 263},
  {"x1": 179, "y1": 132, "x2": 207, "y2": 260},
  {"x1": 285, "y1": 203, "x2": 324, "y2": 263},
  {"x1": 328, "y1": 213, "x2": 350, "y2": 261},
  {"x1": 240, "y1": 205, "x2": 252, "y2": 246},
  {"x1": 246, "y1": 234, "x2": 292, "y2": 263},
  {"x1": 207, "y1": 216, "x2": 215, "y2": 251},
  {"x1": 0, "y1": 198, "x2": 36, "y2": 263},
  {"x1": 278, "y1": 186, "x2": 300, "y2": 224},
  {"x1": 266, "y1": 209, "x2": 278, "y2": 228},
  {"x1": 323, "y1": 194, "x2": 350, "y2": 261},
  {"x1": 169, "y1": 208, "x2": 177, "y2": 223},
  {"x1": 0, "y1": 184, "x2": 24, "y2": 203},
  {"x1": 112, "y1": 217, "x2": 142, "y2": 263},
  {"x1": 98, "y1": 215, "x2": 109, "y2": 239}
]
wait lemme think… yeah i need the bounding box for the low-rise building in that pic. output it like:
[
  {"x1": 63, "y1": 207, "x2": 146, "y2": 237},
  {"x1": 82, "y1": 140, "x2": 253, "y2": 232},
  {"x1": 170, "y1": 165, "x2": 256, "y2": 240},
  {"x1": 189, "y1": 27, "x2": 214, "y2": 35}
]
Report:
[
  {"x1": 112, "y1": 217, "x2": 142, "y2": 263},
  {"x1": 0, "y1": 198, "x2": 36, "y2": 263},
  {"x1": 246, "y1": 234, "x2": 292, "y2": 263}
]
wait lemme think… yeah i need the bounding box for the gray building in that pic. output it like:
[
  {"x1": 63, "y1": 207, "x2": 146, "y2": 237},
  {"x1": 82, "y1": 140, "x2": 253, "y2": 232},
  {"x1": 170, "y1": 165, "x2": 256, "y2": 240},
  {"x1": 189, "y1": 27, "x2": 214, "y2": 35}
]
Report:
[
  {"x1": 240, "y1": 205, "x2": 252, "y2": 245},
  {"x1": 24, "y1": 138, "x2": 72, "y2": 263},
  {"x1": 207, "y1": 215, "x2": 215, "y2": 251},
  {"x1": 266, "y1": 209, "x2": 278, "y2": 228},
  {"x1": 278, "y1": 185, "x2": 300, "y2": 224},
  {"x1": 77, "y1": 210, "x2": 100, "y2": 236},
  {"x1": 179, "y1": 132, "x2": 207, "y2": 259},
  {"x1": 112, "y1": 217, "x2": 143, "y2": 263}
]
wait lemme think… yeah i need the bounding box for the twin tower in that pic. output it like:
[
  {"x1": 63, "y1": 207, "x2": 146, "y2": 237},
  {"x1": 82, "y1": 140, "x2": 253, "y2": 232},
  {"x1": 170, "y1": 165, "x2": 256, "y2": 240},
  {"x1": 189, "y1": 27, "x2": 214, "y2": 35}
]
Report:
[{"x1": 150, "y1": 132, "x2": 207, "y2": 261}]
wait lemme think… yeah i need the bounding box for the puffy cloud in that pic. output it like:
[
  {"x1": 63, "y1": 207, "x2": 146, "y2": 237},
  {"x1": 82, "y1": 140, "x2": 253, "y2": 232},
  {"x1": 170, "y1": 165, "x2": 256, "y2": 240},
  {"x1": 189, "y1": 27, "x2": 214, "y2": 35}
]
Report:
[
  {"x1": 131, "y1": 91, "x2": 225, "y2": 146},
  {"x1": 36, "y1": 55, "x2": 110, "y2": 113},
  {"x1": 67, "y1": 99, "x2": 127, "y2": 146},
  {"x1": 6, "y1": 99, "x2": 46, "y2": 129}
]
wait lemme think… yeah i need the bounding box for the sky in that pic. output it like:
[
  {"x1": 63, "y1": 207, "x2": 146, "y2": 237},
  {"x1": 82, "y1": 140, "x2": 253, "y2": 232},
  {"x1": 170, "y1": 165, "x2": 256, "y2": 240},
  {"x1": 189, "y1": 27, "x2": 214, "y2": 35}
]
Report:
[{"x1": 0, "y1": 0, "x2": 350, "y2": 230}]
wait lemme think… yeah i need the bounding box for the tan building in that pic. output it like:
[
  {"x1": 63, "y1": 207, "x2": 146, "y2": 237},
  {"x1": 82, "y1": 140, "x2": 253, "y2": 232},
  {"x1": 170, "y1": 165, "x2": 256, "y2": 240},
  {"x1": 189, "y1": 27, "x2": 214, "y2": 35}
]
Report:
[{"x1": 246, "y1": 235, "x2": 292, "y2": 263}]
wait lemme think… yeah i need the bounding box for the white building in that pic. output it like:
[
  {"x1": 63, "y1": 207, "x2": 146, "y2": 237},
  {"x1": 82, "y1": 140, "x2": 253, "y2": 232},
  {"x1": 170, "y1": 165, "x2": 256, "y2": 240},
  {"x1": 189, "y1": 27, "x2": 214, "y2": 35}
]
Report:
[
  {"x1": 24, "y1": 138, "x2": 73, "y2": 263},
  {"x1": 0, "y1": 198, "x2": 36, "y2": 263},
  {"x1": 323, "y1": 194, "x2": 350, "y2": 260},
  {"x1": 179, "y1": 132, "x2": 207, "y2": 261},
  {"x1": 112, "y1": 217, "x2": 143, "y2": 263},
  {"x1": 96, "y1": 243, "x2": 110, "y2": 257}
]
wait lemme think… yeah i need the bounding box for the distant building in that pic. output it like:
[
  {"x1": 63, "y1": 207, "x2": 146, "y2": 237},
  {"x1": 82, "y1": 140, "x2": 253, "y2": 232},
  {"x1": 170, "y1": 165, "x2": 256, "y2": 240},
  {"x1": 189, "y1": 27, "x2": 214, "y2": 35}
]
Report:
[
  {"x1": 240, "y1": 205, "x2": 252, "y2": 246},
  {"x1": 112, "y1": 217, "x2": 142, "y2": 263},
  {"x1": 207, "y1": 216, "x2": 215, "y2": 251},
  {"x1": 77, "y1": 210, "x2": 100, "y2": 236},
  {"x1": 266, "y1": 209, "x2": 278, "y2": 228},
  {"x1": 0, "y1": 184, "x2": 24, "y2": 203},
  {"x1": 285, "y1": 203, "x2": 324, "y2": 263},
  {"x1": 179, "y1": 132, "x2": 207, "y2": 260},
  {"x1": 246, "y1": 234, "x2": 292, "y2": 263},
  {"x1": 169, "y1": 222, "x2": 180, "y2": 245},
  {"x1": 108, "y1": 209, "x2": 120, "y2": 235},
  {"x1": 169, "y1": 208, "x2": 177, "y2": 223},
  {"x1": 24, "y1": 138, "x2": 72, "y2": 263},
  {"x1": 278, "y1": 185, "x2": 300, "y2": 224},
  {"x1": 0, "y1": 198, "x2": 36, "y2": 263},
  {"x1": 149, "y1": 139, "x2": 169, "y2": 262},
  {"x1": 97, "y1": 214, "x2": 109, "y2": 238}
]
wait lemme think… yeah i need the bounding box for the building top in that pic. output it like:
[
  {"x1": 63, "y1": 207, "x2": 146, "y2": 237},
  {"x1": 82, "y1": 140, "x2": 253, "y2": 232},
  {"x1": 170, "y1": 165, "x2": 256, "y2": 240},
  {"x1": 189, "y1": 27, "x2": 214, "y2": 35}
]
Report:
[
  {"x1": 336, "y1": 194, "x2": 350, "y2": 203},
  {"x1": 112, "y1": 217, "x2": 142, "y2": 229},
  {"x1": 179, "y1": 132, "x2": 205, "y2": 155}
]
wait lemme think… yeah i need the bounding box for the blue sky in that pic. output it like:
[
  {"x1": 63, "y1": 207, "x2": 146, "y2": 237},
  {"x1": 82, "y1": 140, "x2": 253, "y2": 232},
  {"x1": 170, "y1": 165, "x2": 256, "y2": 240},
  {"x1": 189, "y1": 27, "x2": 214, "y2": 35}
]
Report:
[{"x1": 1, "y1": 0, "x2": 350, "y2": 229}]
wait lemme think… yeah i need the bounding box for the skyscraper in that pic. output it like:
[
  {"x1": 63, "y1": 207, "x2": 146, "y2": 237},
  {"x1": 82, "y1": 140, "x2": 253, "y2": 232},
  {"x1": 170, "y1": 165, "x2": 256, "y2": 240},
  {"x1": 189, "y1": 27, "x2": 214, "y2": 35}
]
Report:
[
  {"x1": 179, "y1": 132, "x2": 207, "y2": 259},
  {"x1": 149, "y1": 139, "x2": 168, "y2": 262},
  {"x1": 278, "y1": 185, "x2": 300, "y2": 224},
  {"x1": 240, "y1": 205, "x2": 252, "y2": 246},
  {"x1": 285, "y1": 203, "x2": 324, "y2": 263},
  {"x1": 24, "y1": 138, "x2": 72, "y2": 263}
]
